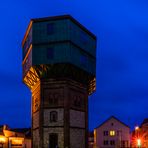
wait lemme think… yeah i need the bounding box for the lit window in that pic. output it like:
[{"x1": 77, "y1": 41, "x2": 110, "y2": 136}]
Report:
[{"x1": 110, "y1": 130, "x2": 115, "y2": 136}]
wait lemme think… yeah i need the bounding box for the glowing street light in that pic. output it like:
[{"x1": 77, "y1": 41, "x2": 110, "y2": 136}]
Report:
[
  {"x1": 137, "y1": 139, "x2": 141, "y2": 148},
  {"x1": 0, "y1": 136, "x2": 6, "y2": 148},
  {"x1": 135, "y1": 126, "x2": 139, "y2": 130}
]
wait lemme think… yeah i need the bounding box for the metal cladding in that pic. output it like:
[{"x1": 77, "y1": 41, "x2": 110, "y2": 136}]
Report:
[{"x1": 22, "y1": 15, "x2": 96, "y2": 95}]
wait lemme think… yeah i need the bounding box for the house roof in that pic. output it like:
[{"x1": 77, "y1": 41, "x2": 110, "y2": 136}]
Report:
[
  {"x1": 0, "y1": 125, "x2": 3, "y2": 135},
  {"x1": 95, "y1": 116, "x2": 130, "y2": 129},
  {"x1": 11, "y1": 128, "x2": 30, "y2": 133},
  {"x1": 11, "y1": 128, "x2": 31, "y2": 138}
]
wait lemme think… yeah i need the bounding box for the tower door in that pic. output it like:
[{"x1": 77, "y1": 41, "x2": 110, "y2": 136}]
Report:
[{"x1": 49, "y1": 133, "x2": 58, "y2": 148}]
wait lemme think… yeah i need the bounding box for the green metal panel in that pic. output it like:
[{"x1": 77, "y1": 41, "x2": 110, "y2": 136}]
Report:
[
  {"x1": 69, "y1": 44, "x2": 96, "y2": 75},
  {"x1": 32, "y1": 19, "x2": 69, "y2": 44},
  {"x1": 32, "y1": 42, "x2": 95, "y2": 75},
  {"x1": 23, "y1": 16, "x2": 96, "y2": 77},
  {"x1": 32, "y1": 43, "x2": 70, "y2": 65},
  {"x1": 69, "y1": 20, "x2": 96, "y2": 57},
  {"x1": 23, "y1": 28, "x2": 32, "y2": 59}
]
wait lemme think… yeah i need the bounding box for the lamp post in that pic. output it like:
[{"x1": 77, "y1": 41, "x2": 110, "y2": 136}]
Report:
[{"x1": 135, "y1": 126, "x2": 141, "y2": 148}]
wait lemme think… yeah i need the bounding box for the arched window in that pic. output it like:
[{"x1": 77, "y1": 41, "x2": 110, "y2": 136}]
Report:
[{"x1": 50, "y1": 111, "x2": 58, "y2": 122}]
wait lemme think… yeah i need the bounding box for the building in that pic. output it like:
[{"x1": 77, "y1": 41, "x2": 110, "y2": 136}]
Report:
[
  {"x1": 94, "y1": 116, "x2": 130, "y2": 148},
  {"x1": 141, "y1": 118, "x2": 148, "y2": 147},
  {"x1": 131, "y1": 118, "x2": 148, "y2": 148},
  {"x1": 0, "y1": 125, "x2": 31, "y2": 148},
  {"x1": 22, "y1": 15, "x2": 96, "y2": 148},
  {"x1": 88, "y1": 131, "x2": 94, "y2": 148}
]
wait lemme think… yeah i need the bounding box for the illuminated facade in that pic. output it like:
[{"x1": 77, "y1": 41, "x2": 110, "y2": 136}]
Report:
[
  {"x1": 131, "y1": 118, "x2": 148, "y2": 148},
  {"x1": 22, "y1": 15, "x2": 96, "y2": 148},
  {"x1": 88, "y1": 132, "x2": 94, "y2": 148},
  {"x1": 0, "y1": 125, "x2": 31, "y2": 148},
  {"x1": 94, "y1": 116, "x2": 130, "y2": 148}
]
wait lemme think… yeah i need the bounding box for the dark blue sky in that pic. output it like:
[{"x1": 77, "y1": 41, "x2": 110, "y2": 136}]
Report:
[{"x1": 0, "y1": 0, "x2": 147, "y2": 130}]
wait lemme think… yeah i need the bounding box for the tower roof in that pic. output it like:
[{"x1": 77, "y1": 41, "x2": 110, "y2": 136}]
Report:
[{"x1": 22, "y1": 15, "x2": 96, "y2": 46}]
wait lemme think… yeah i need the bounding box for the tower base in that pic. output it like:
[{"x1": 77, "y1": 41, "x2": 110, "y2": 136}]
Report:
[{"x1": 31, "y1": 78, "x2": 88, "y2": 148}]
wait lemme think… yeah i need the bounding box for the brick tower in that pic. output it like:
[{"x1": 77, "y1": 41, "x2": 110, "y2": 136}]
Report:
[{"x1": 22, "y1": 15, "x2": 96, "y2": 148}]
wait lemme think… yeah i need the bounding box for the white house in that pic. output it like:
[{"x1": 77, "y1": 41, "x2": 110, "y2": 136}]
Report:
[{"x1": 94, "y1": 116, "x2": 130, "y2": 148}]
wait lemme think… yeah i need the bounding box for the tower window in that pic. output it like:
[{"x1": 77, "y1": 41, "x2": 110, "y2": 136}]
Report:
[
  {"x1": 50, "y1": 111, "x2": 58, "y2": 122},
  {"x1": 73, "y1": 96, "x2": 82, "y2": 108},
  {"x1": 47, "y1": 48, "x2": 54, "y2": 59},
  {"x1": 47, "y1": 23, "x2": 54, "y2": 35},
  {"x1": 49, "y1": 93, "x2": 59, "y2": 106}
]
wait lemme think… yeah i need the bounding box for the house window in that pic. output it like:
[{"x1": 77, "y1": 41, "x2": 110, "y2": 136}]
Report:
[
  {"x1": 47, "y1": 23, "x2": 54, "y2": 35},
  {"x1": 103, "y1": 131, "x2": 108, "y2": 136},
  {"x1": 103, "y1": 140, "x2": 108, "y2": 145},
  {"x1": 121, "y1": 140, "x2": 128, "y2": 147},
  {"x1": 47, "y1": 48, "x2": 54, "y2": 59},
  {"x1": 50, "y1": 111, "x2": 58, "y2": 122},
  {"x1": 111, "y1": 123, "x2": 114, "y2": 126},
  {"x1": 110, "y1": 130, "x2": 115, "y2": 136},
  {"x1": 121, "y1": 141, "x2": 125, "y2": 147},
  {"x1": 110, "y1": 140, "x2": 115, "y2": 145}
]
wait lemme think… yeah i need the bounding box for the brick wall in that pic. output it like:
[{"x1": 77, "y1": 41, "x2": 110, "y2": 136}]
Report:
[
  {"x1": 70, "y1": 128, "x2": 85, "y2": 148},
  {"x1": 70, "y1": 109, "x2": 85, "y2": 128},
  {"x1": 32, "y1": 111, "x2": 39, "y2": 129},
  {"x1": 43, "y1": 108, "x2": 64, "y2": 126},
  {"x1": 43, "y1": 128, "x2": 64, "y2": 148}
]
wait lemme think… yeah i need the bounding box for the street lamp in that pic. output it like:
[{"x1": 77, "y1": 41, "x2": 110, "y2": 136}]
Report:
[{"x1": 135, "y1": 126, "x2": 139, "y2": 131}]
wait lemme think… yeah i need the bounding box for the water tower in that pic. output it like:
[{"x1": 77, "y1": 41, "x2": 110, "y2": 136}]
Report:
[{"x1": 22, "y1": 15, "x2": 96, "y2": 148}]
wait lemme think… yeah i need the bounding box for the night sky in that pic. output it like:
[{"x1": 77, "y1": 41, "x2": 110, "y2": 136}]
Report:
[{"x1": 0, "y1": 0, "x2": 148, "y2": 130}]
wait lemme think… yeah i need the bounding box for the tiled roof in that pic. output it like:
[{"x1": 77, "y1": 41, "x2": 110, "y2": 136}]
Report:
[{"x1": 11, "y1": 128, "x2": 31, "y2": 138}]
